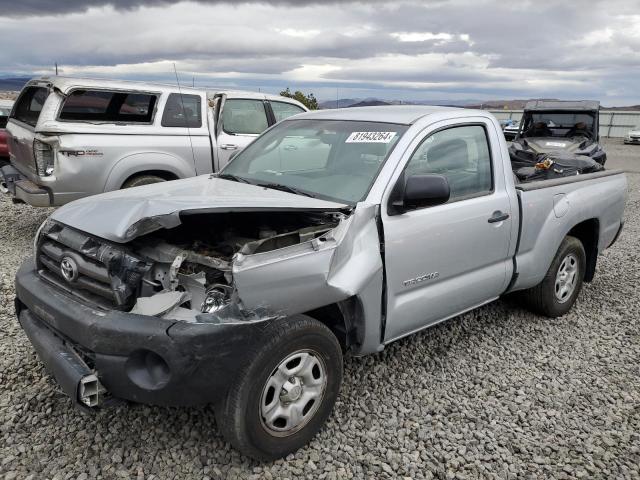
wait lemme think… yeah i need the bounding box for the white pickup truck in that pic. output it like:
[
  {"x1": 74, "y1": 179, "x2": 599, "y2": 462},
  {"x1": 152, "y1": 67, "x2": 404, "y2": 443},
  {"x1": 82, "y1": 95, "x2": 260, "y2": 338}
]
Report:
[
  {"x1": 1, "y1": 76, "x2": 307, "y2": 206},
  {"x1": 14, "y1": 106, "x2": 626, "y2": 460}
]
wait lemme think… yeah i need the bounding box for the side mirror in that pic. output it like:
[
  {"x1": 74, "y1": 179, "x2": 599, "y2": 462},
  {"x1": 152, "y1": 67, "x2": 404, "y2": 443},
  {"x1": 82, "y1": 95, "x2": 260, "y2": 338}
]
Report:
[{"x1": 390, "y1": 174, "x2": 450, "y2": 214}]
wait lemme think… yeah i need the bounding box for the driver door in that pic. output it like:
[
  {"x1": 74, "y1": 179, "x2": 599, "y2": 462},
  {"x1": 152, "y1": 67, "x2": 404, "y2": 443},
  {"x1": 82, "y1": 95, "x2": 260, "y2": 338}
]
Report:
[{"x1": 382, "y1": 120, "x2": 514, "y2": 342}]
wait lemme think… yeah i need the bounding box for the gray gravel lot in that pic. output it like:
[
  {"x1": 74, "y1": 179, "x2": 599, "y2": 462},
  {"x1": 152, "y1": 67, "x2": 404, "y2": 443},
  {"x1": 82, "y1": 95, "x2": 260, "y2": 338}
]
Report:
[{"x1": 1, "y1": 140, "x2": 639, "y2": 480}]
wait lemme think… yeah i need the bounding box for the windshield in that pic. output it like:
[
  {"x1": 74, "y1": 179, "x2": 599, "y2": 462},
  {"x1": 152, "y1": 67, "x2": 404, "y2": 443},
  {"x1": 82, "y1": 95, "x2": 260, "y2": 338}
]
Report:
[
  {"x1": 221, "y1": 119, "x2": 408, "y2": 204},
  {"x1": 521, "y1": 111, "x2": 595, "y2": 138}
]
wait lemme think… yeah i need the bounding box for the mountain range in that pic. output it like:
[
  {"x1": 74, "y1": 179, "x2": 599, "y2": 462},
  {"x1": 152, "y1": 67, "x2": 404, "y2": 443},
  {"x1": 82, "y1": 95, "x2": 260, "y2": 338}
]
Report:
[{"x1": 1, "y1": 77, "x2": 638, "y2": 110}]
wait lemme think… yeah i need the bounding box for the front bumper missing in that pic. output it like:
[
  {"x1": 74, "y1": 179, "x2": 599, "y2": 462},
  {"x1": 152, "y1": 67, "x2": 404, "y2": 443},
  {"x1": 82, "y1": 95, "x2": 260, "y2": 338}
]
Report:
[
  {"x1": 19, "y1": 308, "x2": 107, "y2": 408},
  {"x1": 15, "y1": 258, "x2": 269, "y2": 409}
]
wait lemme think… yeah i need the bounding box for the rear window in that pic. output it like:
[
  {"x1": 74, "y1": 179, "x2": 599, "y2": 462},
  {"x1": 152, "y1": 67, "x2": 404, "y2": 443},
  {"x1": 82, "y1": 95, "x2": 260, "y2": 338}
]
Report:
[
  {"x1": 161, "y1": 93, "x2": 202, "y2": 128},
  {"x1": 58, "y1": 89, "x2": 157, "y2": 123},
  {"x1": 12, "y1": 86, "x2": 49, "y2": 127}
]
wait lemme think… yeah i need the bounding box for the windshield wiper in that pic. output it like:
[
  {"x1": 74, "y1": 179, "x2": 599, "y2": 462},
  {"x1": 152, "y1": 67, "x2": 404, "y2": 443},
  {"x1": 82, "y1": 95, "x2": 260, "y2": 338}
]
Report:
[
  {"x1": 256, "y1": 182, "x2": 316, "y2": 198},
  {"x1": 216, "y1": 173, "x2": 252, "y2": 184}
]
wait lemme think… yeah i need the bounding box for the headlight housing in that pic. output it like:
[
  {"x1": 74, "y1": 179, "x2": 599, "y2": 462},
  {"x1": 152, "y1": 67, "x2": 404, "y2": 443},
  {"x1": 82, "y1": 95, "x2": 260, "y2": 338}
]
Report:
[{"x1": 33, "y1": 139, "x2": 55, "y2": 176}]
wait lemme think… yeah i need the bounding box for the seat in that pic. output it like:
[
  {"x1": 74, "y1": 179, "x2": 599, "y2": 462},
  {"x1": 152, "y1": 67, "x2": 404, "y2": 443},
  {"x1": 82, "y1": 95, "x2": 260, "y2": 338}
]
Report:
[{"x1": 425, "y1": 139, "x2": 483, "y2": 197}]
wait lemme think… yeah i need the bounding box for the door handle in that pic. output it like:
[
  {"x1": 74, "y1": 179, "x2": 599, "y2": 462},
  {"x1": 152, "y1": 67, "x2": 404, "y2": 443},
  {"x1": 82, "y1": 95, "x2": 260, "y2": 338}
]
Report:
[
  {"x1": 220, "y1": 144, "x2": 238, "y2": 151},
  {"x1": 283, "y1": 145, "x2": 298, "y2": 151},
  {"x1": 488, "y1": 211, "x2": 510, "y2": 223}
]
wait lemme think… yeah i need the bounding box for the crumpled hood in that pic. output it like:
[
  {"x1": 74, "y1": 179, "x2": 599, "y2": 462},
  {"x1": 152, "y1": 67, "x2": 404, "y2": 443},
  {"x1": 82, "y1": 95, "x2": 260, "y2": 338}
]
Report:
[
  {"x1": 521, "y1": 137, "x2": 592, "y2": 154},
  {"x1": 50, "y1": 175, "x2": 348, "y2": 243}
]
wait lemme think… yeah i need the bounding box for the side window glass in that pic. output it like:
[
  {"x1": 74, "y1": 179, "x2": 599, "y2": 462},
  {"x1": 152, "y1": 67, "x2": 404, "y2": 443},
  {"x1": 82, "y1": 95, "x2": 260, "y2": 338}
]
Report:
[
  {"x1": 12, "y1": 86, "x2": 50, "y2": 126},
  {"x1": 222, "y1": 99, "x2": 269, "y2": 135},
  {"x1": 59, "y1": 90, "x2": 157, "y2": 123},
  {"x1": 161, "y1": 93, "x2": 202, "y2": 128},
  {"x1": 405, "y1": 125, "x2": 493, "y2": 202},
  {"x1": 270, "y1": 101, "x2": 305, "y2": 122}
]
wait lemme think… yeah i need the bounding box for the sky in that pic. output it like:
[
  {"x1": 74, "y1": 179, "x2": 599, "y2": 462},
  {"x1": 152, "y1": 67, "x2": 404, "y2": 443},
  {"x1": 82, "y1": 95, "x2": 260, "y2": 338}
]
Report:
[{"x1": 1, "y1": 0, "x2": 640, "y2": 105}]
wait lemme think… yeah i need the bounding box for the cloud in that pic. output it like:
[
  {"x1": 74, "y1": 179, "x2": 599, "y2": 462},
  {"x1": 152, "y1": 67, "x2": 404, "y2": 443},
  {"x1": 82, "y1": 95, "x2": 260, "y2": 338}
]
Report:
[
  {"x1": 1, "y1": 0, "x2": 639, "y2": 105},
  {"x1": 1, "y1": 0, "x2": 390, "y2": 17}
]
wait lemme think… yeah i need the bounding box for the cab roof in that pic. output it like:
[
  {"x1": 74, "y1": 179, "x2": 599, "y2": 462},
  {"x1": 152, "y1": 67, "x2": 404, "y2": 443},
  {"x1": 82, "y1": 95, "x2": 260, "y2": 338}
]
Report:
[{"x1": 289, "y1": 105, "x2": 471, "y2": 125}]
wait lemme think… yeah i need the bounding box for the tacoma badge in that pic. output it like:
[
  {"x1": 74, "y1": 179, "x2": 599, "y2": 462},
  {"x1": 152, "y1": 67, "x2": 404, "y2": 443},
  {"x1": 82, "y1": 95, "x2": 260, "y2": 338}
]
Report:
[{"x1": 403, "y1": 272, "x2": 439, "y2": 287}]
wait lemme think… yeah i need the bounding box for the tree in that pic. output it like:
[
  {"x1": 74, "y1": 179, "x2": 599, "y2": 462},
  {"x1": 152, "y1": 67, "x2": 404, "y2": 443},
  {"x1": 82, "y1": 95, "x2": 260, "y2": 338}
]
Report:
[{"x1": 279, "y1": 87, "x2": 319, "y2": 110}]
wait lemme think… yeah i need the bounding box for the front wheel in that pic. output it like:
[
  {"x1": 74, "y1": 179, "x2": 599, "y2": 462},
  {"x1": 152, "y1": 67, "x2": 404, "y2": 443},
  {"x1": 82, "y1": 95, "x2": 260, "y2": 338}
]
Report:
[
  {"x1": 216, "y1": 315, "x2": 343, "y2": 461},
  {"x1": 522, "y1": 235, "x2": 586, "y2": 317}
]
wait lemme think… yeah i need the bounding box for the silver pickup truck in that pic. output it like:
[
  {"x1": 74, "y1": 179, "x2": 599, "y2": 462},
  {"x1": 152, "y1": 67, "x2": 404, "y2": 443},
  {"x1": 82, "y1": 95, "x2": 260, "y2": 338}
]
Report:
[
  {"x1": 14, "y1": 106, "x2": 626, "y2": 460},
  {"x1": 1, "y1": 76, "x2": 306, "y2": 206}
]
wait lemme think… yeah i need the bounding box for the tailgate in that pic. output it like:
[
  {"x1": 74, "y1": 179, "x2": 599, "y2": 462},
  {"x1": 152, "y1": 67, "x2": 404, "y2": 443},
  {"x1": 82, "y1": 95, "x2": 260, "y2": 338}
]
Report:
[
  {"x1": 7, "y1": 85, "x2": 52, "y2": 177},
  {"x1": 7, "y1": 121, "x2": 38, "y2": 176}
]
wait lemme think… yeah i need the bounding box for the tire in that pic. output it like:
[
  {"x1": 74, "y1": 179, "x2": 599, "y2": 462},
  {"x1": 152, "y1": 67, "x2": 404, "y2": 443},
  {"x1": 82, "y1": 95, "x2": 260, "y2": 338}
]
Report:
[
  {"x1": 121, "y1": 174, "x2": 166, "y2": 189},
  {"x1": 522, "y1": 235, "x2": 586, "y2": 317},
  {"x1": 216, "y1": 315, "x2": 343, "y2": 461}
]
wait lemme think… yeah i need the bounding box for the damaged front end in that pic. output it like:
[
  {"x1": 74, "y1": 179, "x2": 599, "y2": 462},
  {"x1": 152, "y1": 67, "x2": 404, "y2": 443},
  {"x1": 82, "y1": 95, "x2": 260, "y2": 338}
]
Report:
[
  {"x1": 127, "y1": 210, "x2": 346, "y2": 324},
  {"x1": 34, "y1": 205, "x2": 383, "y2": 352}
]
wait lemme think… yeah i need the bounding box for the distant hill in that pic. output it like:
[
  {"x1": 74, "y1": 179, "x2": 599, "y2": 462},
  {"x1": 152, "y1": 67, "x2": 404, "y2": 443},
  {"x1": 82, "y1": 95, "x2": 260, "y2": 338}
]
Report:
[
  {"x1": 318, "y1": 98, "x2": 360, "y2": 109},
  {"x1": 603, "y1": 105, "x2": 640, "y2": 111},
  {"x1": 348, "y1": 99, "x2": 392, "y2": 107},
  {"x1": 0, "y1": 77, "x2": 29, "y2": 91}
]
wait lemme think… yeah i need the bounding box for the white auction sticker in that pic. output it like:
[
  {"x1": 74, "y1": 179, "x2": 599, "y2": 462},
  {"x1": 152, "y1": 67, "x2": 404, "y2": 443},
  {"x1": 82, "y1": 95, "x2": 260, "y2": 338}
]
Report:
[
  {"x1": 545, "y1": 141, "x2": 567, "y2": 148},
  {"x1": 345, "y1": 131, "x2": 396, "y2": 143}
]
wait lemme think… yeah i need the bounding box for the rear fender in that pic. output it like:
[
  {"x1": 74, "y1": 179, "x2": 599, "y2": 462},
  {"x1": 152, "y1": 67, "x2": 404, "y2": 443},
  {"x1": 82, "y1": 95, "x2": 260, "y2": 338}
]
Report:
[{"x1": 103, "y1": 153, "x2": 196, "y2": 191}]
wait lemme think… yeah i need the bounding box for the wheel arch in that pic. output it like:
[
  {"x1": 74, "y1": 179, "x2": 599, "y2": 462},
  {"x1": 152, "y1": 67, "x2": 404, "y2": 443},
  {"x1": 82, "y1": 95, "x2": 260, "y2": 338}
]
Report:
[
  {"x1": 303, "y1": 297, "x2": 366, "y2": 353},
  {"x1": 103, "y1": 152, "x2": 196, "y2": 192},
  {"x1": 567, "y1": 218, "x2": 599, "y2": 282},
  {"x1": 120, "y1": 169, "x2": 179, "y2": 188}
]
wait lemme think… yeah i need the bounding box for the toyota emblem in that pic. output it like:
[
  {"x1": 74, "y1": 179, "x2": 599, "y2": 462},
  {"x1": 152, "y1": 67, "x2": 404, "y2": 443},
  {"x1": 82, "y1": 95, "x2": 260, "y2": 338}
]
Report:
[{"x1": 60, "y1": 256, "x2": 79, "y2": 282}]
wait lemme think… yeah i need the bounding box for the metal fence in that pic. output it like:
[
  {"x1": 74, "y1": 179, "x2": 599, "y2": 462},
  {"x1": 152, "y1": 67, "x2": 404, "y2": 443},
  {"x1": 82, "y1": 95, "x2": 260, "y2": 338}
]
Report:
[{"x1": 488, "y1": 110, "x2": 640, "y2": 138}]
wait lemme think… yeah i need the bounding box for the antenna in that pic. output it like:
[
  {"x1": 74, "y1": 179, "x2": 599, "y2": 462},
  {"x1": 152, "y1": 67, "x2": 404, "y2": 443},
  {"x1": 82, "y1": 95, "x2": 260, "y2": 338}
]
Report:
[
  {"x1": 173, "y1": 63, "x2": 197, "y2": 168},
  {"x1": 55, "y1": 62, "x2": 58, "y2": 75}
]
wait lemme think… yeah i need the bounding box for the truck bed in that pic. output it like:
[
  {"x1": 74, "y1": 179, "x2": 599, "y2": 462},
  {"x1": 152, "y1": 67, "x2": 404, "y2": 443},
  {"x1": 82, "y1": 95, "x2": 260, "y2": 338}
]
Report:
[{"x1": 510, "y1": 169, "x2": 627, "y2": 292}]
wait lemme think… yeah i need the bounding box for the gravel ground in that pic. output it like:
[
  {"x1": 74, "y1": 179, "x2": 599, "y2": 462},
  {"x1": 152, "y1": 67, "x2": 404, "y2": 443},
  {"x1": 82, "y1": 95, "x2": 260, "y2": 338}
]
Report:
[{"x1": 1, "y1": 146, "x2": 639, "y2": 480}]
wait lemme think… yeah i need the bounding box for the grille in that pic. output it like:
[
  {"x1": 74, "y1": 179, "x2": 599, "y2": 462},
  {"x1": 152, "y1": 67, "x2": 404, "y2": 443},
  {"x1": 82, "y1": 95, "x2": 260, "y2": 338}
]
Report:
[{"x1": 36, "y1": 222, "x2": 151, "y2": 310}]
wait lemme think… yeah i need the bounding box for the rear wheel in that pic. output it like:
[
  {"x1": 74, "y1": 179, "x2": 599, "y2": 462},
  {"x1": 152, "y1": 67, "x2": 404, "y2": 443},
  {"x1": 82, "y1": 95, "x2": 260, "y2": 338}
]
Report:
[
  {"x1": 522, "y1": 235, "x2": 586, "y2": 317},
  {"x1": 216, "y1": 315, "x2": 343, "y2": 461},
  {"x1": 121, "y1": 174, "x2": 166, "y2": 189}
]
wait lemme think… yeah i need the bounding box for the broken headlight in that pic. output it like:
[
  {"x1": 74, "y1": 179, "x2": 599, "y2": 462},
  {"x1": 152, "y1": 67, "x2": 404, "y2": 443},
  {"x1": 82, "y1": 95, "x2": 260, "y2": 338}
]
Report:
[{"x1": 201, "y1": 284, "x2": 233, "y2": 313}]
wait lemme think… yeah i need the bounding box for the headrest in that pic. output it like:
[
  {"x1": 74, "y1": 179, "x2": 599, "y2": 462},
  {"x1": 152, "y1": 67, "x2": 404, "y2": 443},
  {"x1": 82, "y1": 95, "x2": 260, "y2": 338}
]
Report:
[{"x1": 428, "y1": 138, "x2": 468, "y2": 170}]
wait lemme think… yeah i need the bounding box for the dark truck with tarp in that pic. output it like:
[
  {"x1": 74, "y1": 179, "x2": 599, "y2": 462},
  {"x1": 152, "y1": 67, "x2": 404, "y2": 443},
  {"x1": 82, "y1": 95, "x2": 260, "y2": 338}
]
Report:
[{"x1": 509, "y1": 100, "x2": 607, "y2": 182}]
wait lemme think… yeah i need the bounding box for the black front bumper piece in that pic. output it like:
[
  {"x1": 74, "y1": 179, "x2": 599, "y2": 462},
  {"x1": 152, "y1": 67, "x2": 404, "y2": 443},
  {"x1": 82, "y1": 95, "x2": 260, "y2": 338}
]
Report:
[{"x1": 15, "y1": 258, "x2": 269, "y2": 409}]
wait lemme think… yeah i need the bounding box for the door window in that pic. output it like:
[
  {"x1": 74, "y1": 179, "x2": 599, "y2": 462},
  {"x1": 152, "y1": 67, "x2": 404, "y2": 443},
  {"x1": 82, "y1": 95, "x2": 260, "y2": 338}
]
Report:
[
  {"x1": 270, "y1": 101, "x2": 306, "y2": 122},
  {"x1": 405, "y1": 125, "x2": 493, "y2": 202},
  {"x1": 221, "y1": 99, "x2": 269, "y2": 135},
  {"x1": 161, "y1": 93, "x2": 202, "y2": 128}
]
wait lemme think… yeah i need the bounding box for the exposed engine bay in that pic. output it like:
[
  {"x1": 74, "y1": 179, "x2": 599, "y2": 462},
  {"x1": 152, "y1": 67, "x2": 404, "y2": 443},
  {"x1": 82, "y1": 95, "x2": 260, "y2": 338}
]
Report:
[{"x1": 129, "y1": 211, "x2": 343, "y2": 322}]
